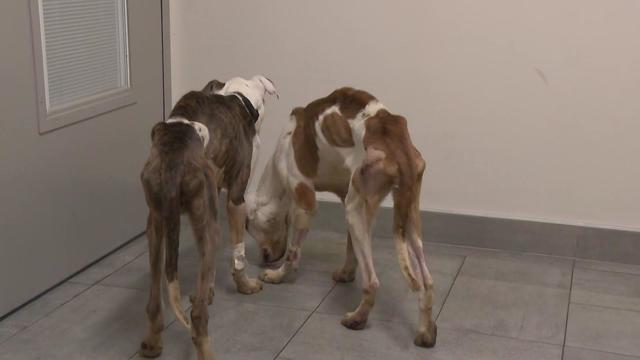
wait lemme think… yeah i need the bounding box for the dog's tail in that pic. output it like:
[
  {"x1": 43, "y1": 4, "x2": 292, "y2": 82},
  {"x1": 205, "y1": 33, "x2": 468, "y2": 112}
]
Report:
[
  {"x1": 392, "y1": 141, "x2": 424, "y2": 293},
  {"x1": 393, "y1": 193, "x2": 422, "y2": 293},
  {"x1": 160, "y1": 156, "x2": 191, "y2": 331}
]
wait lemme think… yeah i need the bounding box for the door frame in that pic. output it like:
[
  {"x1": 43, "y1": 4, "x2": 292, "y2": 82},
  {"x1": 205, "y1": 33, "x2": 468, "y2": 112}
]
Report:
[{"x1": 161, "y1": 0, "x2": 171, "y2": 120}]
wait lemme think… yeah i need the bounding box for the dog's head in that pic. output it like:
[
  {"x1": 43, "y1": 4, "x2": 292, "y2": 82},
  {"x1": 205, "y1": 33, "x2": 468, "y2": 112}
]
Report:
[
  {"x1": 202, "y1": 79, "x2": 226, "y2": 95},
  {"x1": 245, "y1": 191, "x2": 289, "y2": 264},
  {"x1": 250, "y1": 75, "x2": 278, "y2": 99},
  {"x1": 207, "y1": 75, "x2": 277, "y2": 102}
]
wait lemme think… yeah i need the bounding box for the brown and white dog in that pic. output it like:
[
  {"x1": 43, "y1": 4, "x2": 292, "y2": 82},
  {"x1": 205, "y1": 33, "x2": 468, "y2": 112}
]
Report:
[
  {"x1": 139, "y1": 76, "x2": 276, "y2": 360},
  {"x1": 246, "y1": 87, "x2": 437, "y2": 347}
]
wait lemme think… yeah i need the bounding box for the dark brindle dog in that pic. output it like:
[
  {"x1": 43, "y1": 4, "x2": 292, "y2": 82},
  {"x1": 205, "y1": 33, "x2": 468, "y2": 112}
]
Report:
[{"x1": 139, "y1": 76, "x2": 276, "y2": 360}]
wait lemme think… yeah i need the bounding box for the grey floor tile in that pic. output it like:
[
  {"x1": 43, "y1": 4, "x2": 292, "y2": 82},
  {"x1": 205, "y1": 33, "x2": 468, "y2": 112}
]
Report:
[
  {"x1": 317, "y1": 251, "x2": 464, "y2": 325},
  {"x1": 572, "y1": 268, "x2": 640, "y2": 312},
  {"x1": 278, "y1": 312, "x2": 427, "y2": 360},
  {"x1": 294, "y1": 231, "x2": 352, "y2": 273},
  {"x1": 426, "y1": 328, "x2": 562, "y2": 360},
  {"x1": 424, "y1": 241, "x2": 513, "y2": 258},
  {"x1": 99, "y1": 247, "x2": 201, "y2": 292},
  {"x1": 279, "y1": 313, "x2": 561, "y2": 360},
  {"x1": 98, "y1": 230, "x2": 224, "y2": 292},
  {"x1": 70, "y1": 236, "x2": 148, "y2": 285},
  {"x1": 456, "y1": 252, "x2": 573, "y2": 288},
  {"x1": 566, "y1": 303, "x2": 640, "y2": 357},
  {"x1": 156, "y1": 300, "x2": 309, "y2": 360},
  {"x1": 102, "y1": 238, "x2": 336, "y2": 312},
  {"x1": 564, "y1": 346, "x2": 640, "y2": 360},
  {"x1": 575, "y1": 260, "x2": 640, "y2": 276},
  {"x1": 215, "y1": 264, "x2": 336, "y2": 312},
  {"x1": 1, "y1": 282, "x2": 89, "y2": 328},
  {"x1": 0, "y1": 323, "x2": 25, "y2": 345},
  {"x1": 437, "y1": 253, "x2": 572, "y2": 345},
  {"x1": 0, "y1": 285, "x2": 177, "y2": 360}
]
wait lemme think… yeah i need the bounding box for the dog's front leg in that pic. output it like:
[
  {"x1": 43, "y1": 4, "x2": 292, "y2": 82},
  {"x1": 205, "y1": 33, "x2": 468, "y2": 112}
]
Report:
[
  {"x1": 260, "y1": 202, "x2": 311, "y2": 283},
  {"x1": 260, "y1": 227, "x2": 309, "y2": 284},
  {"x1": 227, "y1": 200, "x2": 263, "y2": 294}
]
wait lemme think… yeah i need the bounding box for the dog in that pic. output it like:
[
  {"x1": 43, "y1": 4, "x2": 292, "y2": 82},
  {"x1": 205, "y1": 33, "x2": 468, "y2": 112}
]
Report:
[
  {"x1": 139, "y1": 75, "x2": 276, "y2": 359},
  {"x1": 246, "y1": 87, "x2": 437, "y2": 348}
]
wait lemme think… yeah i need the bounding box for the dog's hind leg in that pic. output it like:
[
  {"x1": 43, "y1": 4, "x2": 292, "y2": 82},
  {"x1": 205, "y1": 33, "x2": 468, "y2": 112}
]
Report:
[
  {"x1": 395, "y1": 159, "x2": 437, "y2": 348},
  {"x1": 140, "y1": 213, "x2": 164, "y2": 358},
  {"x1": 341, "y1": 152, "x2": 392, "y2": 330},
  {"x1": 332, "y1": 195, "x2": 357, "y2": 283},
  {"x1": 189, "y1": 201, "x2": 218, "y2": 360},
  {"x1": 407, "y1": 180, "x2": 437, "y2": 348}
]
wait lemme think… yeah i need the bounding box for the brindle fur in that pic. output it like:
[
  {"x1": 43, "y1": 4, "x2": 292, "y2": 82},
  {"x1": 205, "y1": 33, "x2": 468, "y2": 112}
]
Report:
[{"x1": 139, "y1": 80, "x2": 265, "y2": 360}]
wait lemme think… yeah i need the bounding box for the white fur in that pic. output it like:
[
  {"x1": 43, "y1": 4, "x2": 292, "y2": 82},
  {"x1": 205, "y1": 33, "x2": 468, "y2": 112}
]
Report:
[
  {"x1": 214, "y1": 75, "x2": 277, "y2": 131},
  {"x1": 166, "y1": 117, "x2": 210, "y2": 147},
  {"x1": 233, "y1": 243, "x2": 246, "y2": 271},
  {"x1": 253, "y1": 99, "x2": 385, "y2": 230}
]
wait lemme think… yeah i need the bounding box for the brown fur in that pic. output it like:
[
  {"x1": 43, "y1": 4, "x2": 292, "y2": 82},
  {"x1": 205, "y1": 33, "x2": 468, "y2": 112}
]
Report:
[
  {"x1": 255, "y1": 88, "x2": 436, "y2": 348},
  {"x1": 294, "y1": 183, "x2": 316, "y2": 212},
  {"x1": 139, "y1": 80, "x2": 265, "y2": 360},
  {"x1": 291, "y1": 107, "x2": 319, "y2": 178},
  {"x1": 321, "y1": 112, "x2": 355, "y2": 147},
  {"x1": 291, "y1": 87, "x2": 376, "y2": 177},
  {"x1": 140, "y1": 121, "x2": 219, "y2": 359}
]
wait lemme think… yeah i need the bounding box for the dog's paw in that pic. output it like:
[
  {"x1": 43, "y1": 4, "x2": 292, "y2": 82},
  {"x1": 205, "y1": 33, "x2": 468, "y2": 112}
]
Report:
[
  {"x1": 332, "y1": 268, "x2": 356, "y2": 283},
  {"x1": 341, "y1": 311, "x2": 368, "y2": 330},
  {"x1": 236, "y1": 277, "x2": 263, "y2": 295},
  {"x1": 139, "y1": 338, "x2": 163, "y2": 358},
  {"x1": 259, "y1": 268, "x2": 285, "y2": 284},
  {"x1": 414, "y1": 322, "x2": 437, "y2": 348}
]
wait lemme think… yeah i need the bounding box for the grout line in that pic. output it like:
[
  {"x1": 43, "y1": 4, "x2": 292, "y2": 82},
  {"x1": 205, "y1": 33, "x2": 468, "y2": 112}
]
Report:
[
  {"x1": 0, "y1": 236, "x2": 148, "y2": 347},
  {"x1": 436, "y1": 256, "x2": 466, "y2": 321},
  {"x1": 569, "y1": 301, "x2": 640, "y2": 314},
  {"x1": 272, "y1": 282, "x2": 338, "y2": 360},
  {"x1": 561, "y1": 259, "x2": 575, "y2": 360},
  {"x1": 563, "y1": 345, "x2": 640, "y2": 359},
  {"x1": 214, "y1": 296, "x2": 326, "y2": 314},
  {"x1": 573, "y1": 265, "x2": 640, "y2": 277},
  {"x1": 436, "y1": 323, "x2": 564, "y2": 347}
]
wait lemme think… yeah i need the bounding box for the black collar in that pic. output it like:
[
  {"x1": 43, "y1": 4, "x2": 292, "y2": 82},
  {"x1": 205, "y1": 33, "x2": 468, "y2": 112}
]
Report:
[{"x1": 233, "y1": 92, "x2": 260, "y2": 125}]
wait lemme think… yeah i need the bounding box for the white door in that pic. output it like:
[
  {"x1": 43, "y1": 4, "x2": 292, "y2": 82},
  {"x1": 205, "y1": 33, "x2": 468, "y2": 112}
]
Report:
[{"x1": 0, "y1": 0, "x2": 166, "y2": 316}]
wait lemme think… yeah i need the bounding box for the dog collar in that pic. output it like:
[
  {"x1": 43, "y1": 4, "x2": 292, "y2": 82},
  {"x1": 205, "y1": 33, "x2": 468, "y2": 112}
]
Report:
[
  {"x1": 165, "y1": 118, "x2": 210, "y2": 147},
  {"x1": 232, "y1": 92, "x2": 260, "y2": 125}
]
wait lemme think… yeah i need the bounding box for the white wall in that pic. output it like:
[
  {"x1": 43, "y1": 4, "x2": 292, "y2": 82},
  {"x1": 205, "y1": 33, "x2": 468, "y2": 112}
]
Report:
[{"x1": 170, "y1": 0, "x2": 640, "y2": 231}]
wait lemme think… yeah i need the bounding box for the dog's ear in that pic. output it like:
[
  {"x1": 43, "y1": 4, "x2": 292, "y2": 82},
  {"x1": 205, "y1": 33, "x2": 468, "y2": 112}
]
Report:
[
  {"x1": 202, "y1": 80, "x2": 225, "y2": 95},
  {"x1": 253, "y1": 75, "x2": 278, "y2": 99}
]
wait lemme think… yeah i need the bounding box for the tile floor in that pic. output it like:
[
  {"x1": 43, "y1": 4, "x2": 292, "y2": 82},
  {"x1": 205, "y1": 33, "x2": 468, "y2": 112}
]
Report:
[{"x1": 1, "y1": 224, "x2": 640, "y2": 360}]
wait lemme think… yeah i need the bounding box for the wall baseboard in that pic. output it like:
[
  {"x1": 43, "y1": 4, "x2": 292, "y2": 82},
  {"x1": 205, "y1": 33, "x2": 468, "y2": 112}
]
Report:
[{"x1": 313, "y1": 201, "x2": 640, "y2": 265}]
